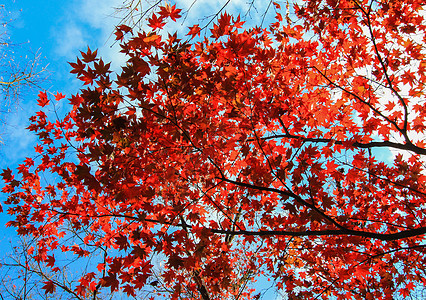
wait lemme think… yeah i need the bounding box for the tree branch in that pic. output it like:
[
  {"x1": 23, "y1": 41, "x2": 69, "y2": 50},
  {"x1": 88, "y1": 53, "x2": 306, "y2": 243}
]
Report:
[
  {"x1": 209, "y1": 226, "x2": 426, "y2": 241},
  {"x1": 257, "y1": 133, "x2": 426, "y2": 155}
]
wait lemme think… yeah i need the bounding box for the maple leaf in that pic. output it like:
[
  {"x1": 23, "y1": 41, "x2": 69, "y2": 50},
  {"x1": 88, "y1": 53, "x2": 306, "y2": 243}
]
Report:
[
  {"x1": 55, "y1": 92, "x2": 66, "y2": 101},
  {"x1": 148, "y1": 14, "x2": 166, "y2": 30},
  {"x1": 42, "y1": 281, "x2": 56, "y2": 294},
  {"x1": 406, "y1": 281, "x2": 415, "y2": 291},
  {"x1": 114, "y1": 29, "x2": 124, "y2": 41},
  {"x1": 34, "y1": 144, "x2": 43, "y2": 153},
  {"x1": 399, "y1": 286, "x2": 411, "y2": 298},
  {"x1": 143, "y1": 33, "x2": 160, "y2": 44},
  {"x1": 69, "y1": 94, "x2": 83, "y2": 107},
  {"x1": 94, "y1": 59, "x2": 111, "y2": 75},
  {"x1": 115, "y1": 234, "x2": 130, "y2": 251},
  {"x1": 117, "y1": 24, "x2": 132, "y2": 34},
  {"x1": 46, "y1": 255, "x2": 55, "y2": 267},
  {"x1": 188, "y1": 24, "x2": 201, "y2": 38},
  {"x1": 123, "y1": 284, "x2": 136, "y2": 297},
  {"x1": 80, "y1": 47, "x2": 98, "y2": 63},
  {"x1": 37, "y1": 91, "x2": 49, "y2": 107},
  {"x1": 102, "y1": 273, "x2": 119, "y2": 293},
  {"x1": 158, "y1": 4, "x2": 182, "y2": 21},
  {"x1": 76, "y1": 284, "x2": 87, "y2": 297},
  {"x1": 79, "y1": 69, "x2": 96, "y2": 85},
  {"x1": 1, "y1": 168, "x2": 13, "y2": 181},
  {"x1": 69, "y1": 58, "x2": 85, "y2": 75},
  {"x1": 132, "y1": 59, "x2": 150, "y2": 75}
]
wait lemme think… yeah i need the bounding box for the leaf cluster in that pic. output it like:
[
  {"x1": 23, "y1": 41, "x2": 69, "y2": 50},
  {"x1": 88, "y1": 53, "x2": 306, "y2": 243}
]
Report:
[{"x1": 3, "y1": 1, "x2": 426, "y2": 299}]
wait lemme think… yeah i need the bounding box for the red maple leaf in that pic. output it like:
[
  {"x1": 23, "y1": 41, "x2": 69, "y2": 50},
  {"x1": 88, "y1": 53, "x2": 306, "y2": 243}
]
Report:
[
  {"x1": 42, "y1": 281, "x2": 56, "y2": 294},
  {"x1": 37, "y1": 91, "x2": 49, "y2": 107},
  {"x1": 80, "y1": 47, "x2": 98, "y2": 63},
  {"x1": 188, "y1": 24, "x2": 201, "y2": 38},
  {"x1": 148, "y1": 14, "x2": 166, "y2": 30},
  {"x1": 158, "y1": 4, "x2": 182, "y2": 21},
  {"x1": 55, "y1": 92, "x2": 66, "y2": 101}
]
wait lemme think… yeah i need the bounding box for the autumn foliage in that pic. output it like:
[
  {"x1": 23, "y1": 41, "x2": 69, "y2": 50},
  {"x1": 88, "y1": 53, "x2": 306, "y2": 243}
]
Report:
[{"x1": 3, "y1": 0, "x2": 426, "y2": 299}]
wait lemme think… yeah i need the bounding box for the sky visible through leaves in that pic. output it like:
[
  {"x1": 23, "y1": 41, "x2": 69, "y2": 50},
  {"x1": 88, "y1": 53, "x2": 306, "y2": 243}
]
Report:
[{"x1": 2, "y1": 0, "x2": 423, "y2": 299}]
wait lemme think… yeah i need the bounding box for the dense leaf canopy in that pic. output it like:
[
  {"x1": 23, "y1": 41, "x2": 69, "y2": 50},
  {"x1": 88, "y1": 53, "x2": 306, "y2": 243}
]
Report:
[{"x1": 3, "y1": 0, "x2": 426, "y2": 299}]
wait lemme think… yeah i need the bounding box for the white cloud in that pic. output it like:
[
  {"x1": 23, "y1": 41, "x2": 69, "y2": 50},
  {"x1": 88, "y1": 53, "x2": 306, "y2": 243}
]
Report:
[
  {"x1": 0, "y1": 106, "x2": 37, "y2": 165},
  {"x1": 77, "y1": 0, "x2": 123, "y2": 30},
  {"x1": 53, "y1": 22, "x2": 86, "y2": 58},
  {"x1": 51, "y1": 0, "x2": 125, "y2": 70}
]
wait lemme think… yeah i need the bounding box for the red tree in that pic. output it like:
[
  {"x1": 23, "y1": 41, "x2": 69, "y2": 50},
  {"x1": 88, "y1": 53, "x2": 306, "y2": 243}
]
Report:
[{"x1": 3, "y1": 1, "x2": 426, "y2": 299}]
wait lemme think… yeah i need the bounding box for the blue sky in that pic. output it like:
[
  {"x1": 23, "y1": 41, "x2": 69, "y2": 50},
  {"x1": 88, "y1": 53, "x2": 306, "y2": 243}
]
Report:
[
  {"x1": 0, "y1": 0, "x2": 126, "y2": 247},
  {"x1": 0, "y1": 0, "x2": 122, "y2": 162}
]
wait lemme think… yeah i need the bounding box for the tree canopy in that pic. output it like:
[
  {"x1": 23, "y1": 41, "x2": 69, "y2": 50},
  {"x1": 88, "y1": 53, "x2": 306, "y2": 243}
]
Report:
[{"x1": 2, "y1": 0, "x2": 426, "y2": 299}]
